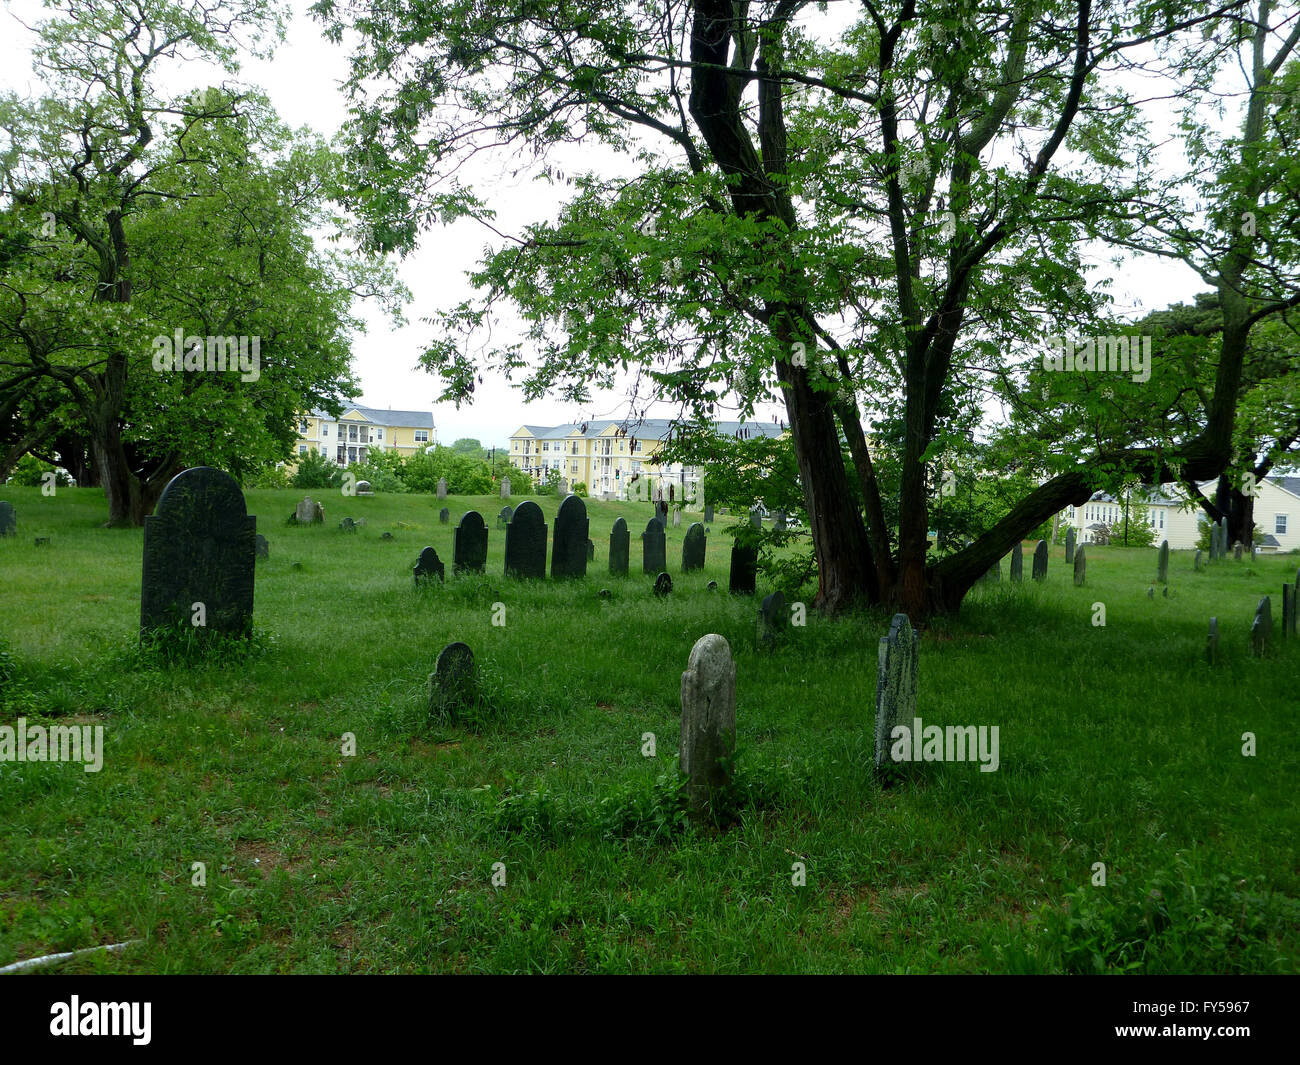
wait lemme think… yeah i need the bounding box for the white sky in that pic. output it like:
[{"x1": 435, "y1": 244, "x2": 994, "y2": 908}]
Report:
[{"x1": 1, "y1": 0, "x2": 1202, "y2": 448}]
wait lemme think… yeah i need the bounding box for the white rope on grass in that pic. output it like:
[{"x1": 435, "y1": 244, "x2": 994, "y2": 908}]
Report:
[{"x1": 0, "y1": 939, "x2": 141, "y2": 974}]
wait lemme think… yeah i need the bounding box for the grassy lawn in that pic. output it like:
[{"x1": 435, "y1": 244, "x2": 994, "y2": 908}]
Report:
[{"x1": 1, "y1": 486, "x2": 1297, "y2": 973}]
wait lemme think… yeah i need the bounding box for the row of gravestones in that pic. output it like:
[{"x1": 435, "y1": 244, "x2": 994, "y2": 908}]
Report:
[{"x1": 982, "y1": 540, "x2": 1052, "y2": 583}]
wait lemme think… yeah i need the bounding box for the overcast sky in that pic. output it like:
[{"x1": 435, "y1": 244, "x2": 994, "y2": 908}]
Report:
[{"x1": 1, "y1": 0, "x2": 1201, "y2": 448}]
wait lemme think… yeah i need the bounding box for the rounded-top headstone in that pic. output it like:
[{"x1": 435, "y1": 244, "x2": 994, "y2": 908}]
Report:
[{"x1": 654, "y1": 571, "x2": 673, "y2": 597}]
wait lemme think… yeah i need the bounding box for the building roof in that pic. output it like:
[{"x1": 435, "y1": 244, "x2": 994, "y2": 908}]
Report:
[
  {"x1": 1269, "y1": 476, "x2": 1300, "y2": 500},
  {"x1": 312, "y1": 405, "x2": 434, "y2": 429},
  {"x1": 513, "y1": 418, "x2": 785, "y2": 441}
]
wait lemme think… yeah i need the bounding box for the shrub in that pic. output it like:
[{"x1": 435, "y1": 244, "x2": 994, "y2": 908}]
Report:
[
  {"x1": 6, "y1": 455, "x2": 72, "y2": 487},
  {"x1": 290, "y1": 450, "x2": 343, "y2": 490}
]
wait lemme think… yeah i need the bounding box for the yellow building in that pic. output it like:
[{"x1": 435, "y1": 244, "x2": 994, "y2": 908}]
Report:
[
  {"x1": 509, "y1": 419, "x2": 784, "y2": 499},
  {"x1": 293, "y1": 405, "x2": 436, "y2": 467}
]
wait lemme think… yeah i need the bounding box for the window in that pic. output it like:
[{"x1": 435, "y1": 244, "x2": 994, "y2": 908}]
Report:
[
  {"x1": 299, "y1": 419, "x2": 309, "y2": 433},
  {"x1": 377, "y1": 428, "x2": 384, "y2": 441},
  {"x1": 414, "y1": 430, "x2": 429, "y2": 443},
  {"x1": 322, "y1": 424, "x2": 329, "y2": 436},
  {"x1": 298, "y1": 444, "x2": 307, "y2": 455},
  {"x1": 1159, "y1": 511, "x2": 1164, "y2": 528},
  {"x1": 320, "y1": 445, "x2": 327, "y2": 455},
  {"x1": 1278, "y1": 514, "x2": 1288, "y2": 535}
]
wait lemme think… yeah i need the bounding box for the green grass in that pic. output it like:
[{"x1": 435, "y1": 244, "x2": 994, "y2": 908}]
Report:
[{"x1": 1, "y1": 486, "x2": 1297, "y2": 973}]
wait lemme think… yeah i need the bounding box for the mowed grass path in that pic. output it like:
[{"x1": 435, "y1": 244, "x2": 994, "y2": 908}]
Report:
[{"x1": 0, "y1": 486, "x2": 1297, "y2": 973}]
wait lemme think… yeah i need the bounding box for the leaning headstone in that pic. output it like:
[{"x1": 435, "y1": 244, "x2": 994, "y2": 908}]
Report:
[
  {"x1": 1233, "y1": 543, "x2": 1242, "y2": 562},
  {"x1": 500, "y1": 477, "x2": 511, "y2": 499},
  {"x1": 413, "y1": 546, "x2": 445, "y2": 585},
  {"x1": 1194, "y1": 550, "x2": 1202, "y2": 571},
  {"x1": 504, "y1": 500, "x2": 547, "y2": 578},
  {"x1": 294, "y1": 497, "x2": 324, "y2": 524},
  {"x1": 551, "y1": 494, "x2": 589, "y2": 578},
  {"x1": 1250, "y1": 596, "x2": 1272, "y2": 656},
  {"x1": 1206, "y1": 617, "x2": 1219, "y2": 665},
  {"x1": 0, "y1": 501, "x2": 15, "y2": 536},
  {"x1": 679, "y1": 634, "x2": 736, "y2": 823},
  {"x1": 1064, "y1": 528, "x2": 1076, "y2": 565},
  {"x1": 653, "y1": 571, "x2": 673, "y2": 597},
  {"x1": 498, "y1": 505, "x2": 513, "y2": 528},
  {"x1": 427, "y1": 642, "x2": 476, "y2": 718},
  {"x1": 682, "y1": 522, "x2": 706, "y2": 571},
  {"x1": 874, "y1": 613, "x2": 919, "y2": 771},
  {"x1": 1032, "y1": 539, "x2": 1048, "y2": 581},
  {"x1": 1157, "y1": 540, "x2": 1169, "y2": 584},
  {"x1": 642, "y1": 517, "x2": 667, "y2": 575},
  {"x1": 703, "y1": 503, "x2": 714, "y2": 523},
  {"x1": 772, "y1": 510, "x2": 787, "y2": 533},
  {"x1": 439, "y1": 507, "x2": 450, "y2": 524},
  {"x1": 757, "y1": 591, "x2": 787, "y2": 648},
  {"x1": 1073, "y1": 546, "x2": 1086, "y2": 586},
  {"x1": 338, "y1": 517, "x2": 358, "y2": 533},
  {"x1": 140, "y1": 467, "x2": 255, "y2": 639},
  {"x1": 453, "y1": 511, "x2": 488, "y2": 574},
  {"x1": 255, "y1": 534, "x2": 269, "y2": 560},
  {"x1": 609, "y1": 517, "x2": 630, "y2": 576},
  {"x1": 749, "y1": 507, "x2": 763, "y2": 529},
  {"x1": 729, "y1": 544, "x2": 757, "y2": 594},
  {"x1": 1010, "y1": 542, "x2": 1023, "y2": 583},
  {"x1": 436, "y1": 477, "x2": 447, "y2": 500}
]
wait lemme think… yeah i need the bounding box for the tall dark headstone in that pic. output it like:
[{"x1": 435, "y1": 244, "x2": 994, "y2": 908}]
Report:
[
  {"x1": 140, "y1": 467, "x2": 255, "y2": 638},
  {"x1": 1250, "y1": 596, "x2": 1272, "y2": 656},
  {"x1": 874, "y1": 613, "x2": 919, "y2": 771},
  {"x1": 642, "y1": 517, "x2": 667, "y2": 575},
  {"x1": 439, "y1": 507, "x2": 450, "y2": 524},
  {"x1": 551, "y1": 494, "x2": 590, "y2": 578},
  {"x1": 255, "y1": 534, "x2": 269, "y2": 560},
  {"x1": 1010, "y1": 542, "x2": 1023, "y2": 583},
  {"x1": 1073, "y1": 546, "x2": 1086, "y2": 586},
  {"x1": 757, "y1": 591, "x2": 787, "y2": 648},
  {"x1": 453, "y1": 511, "x2": 488, "y2": 574},
  {"x1": 1282, "y1": 583, "x2": 1295, "y2": 640},
  {"x1": 0, "y1": 501, "x2": 15, "y2": 537},
  {"x1": 1032, "y1": 539, "x2": 1048, "y2": 582},
  {"x1": 703, "y1": 503, "x2": 714, "y2": 523},
  {"x1": 428, "y1": 642, "x2": 476, "y2": 719},
  {"x1": 1064, "y1": 527, "x2": 1076, "y2": 565},
  {"x1": 609, "y1": 517, "x2": 630, "y2": 576},
  {"x1": 1157, "y1": 540, "x2": 1169, "y2": 584},
  {"x1": 413, "y1": 546, "x2": 445, "y2": 585},
  {"x1": 729, "y1": 543, "x2": 757, "y2": 594},
  {"x1": 682, "y1": 522, "x2": 706, "y2": 571},
  {"x1": 504, "y1": 500, "x2": 547, "y2": 578}
]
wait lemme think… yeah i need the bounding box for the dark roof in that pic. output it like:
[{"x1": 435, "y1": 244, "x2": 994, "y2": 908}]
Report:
[
  {"x1": 312, "y1": 405, "x2": 434, "y2": 429},
  {"x1": 514, "y1": 419, "x2": 785, "y2": 441}
]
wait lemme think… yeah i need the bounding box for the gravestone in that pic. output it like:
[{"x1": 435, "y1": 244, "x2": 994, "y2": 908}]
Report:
[
  {"x1": 558, "y1": 479, "x2": 568, "y2": 495},
  {"x1": 500, "y1": 477, "x2": 511, "y2": 499},
  {"x1": 679, "y1": 634, "x2": 736, "y2": 823},
  {"x1": 294, "y1": 497, "x2": 324, "y2": 524},
  {"x1": 749, "y1": 507, "x2": 763, "y2": 529},
  {"x1": 1208, "y1": 524, "x2": 1219, "y2": 561},
  {"x1": 436, "y1": 477, "x2": 447, "y2": 500},
  {"x1": 552, "y1": 494, "x2": 590, "y2": 578},
  {"x1": 874, "y1": 613, "x2": 919, "y2": 771},
  {"x1": 1281, "y1": 583, "x2": 1295, "y2": 640},
  {"x1": 599, "y1": 588, "x2": 611, "y2": 599},
  {"x1": 355, "y1": 480, "x2": 373, "y2": 496},
  {"x1": 1148, "y1": 586, "x2": 1155, "y2": 599},
  {"x1": 1010, "y1": 542, "x2": 1023, "y2": 583},
  {"x1": 1250, "y1": 542, "x2": 1257, "y2": 562},
  {"x1": 682, "y1": 522, "x2": 706, "y2": 571},
  {"x1": 427, "y1": 642, "x2": 476, "y2": 718},
  {"x1": 757, "y1": 591, "x2": 787, "y2": 648},
  {"x1": 453, "y1": 511, "x2": 488, "y2": 574},
  {"x1": 1194, "y1": 550, "x2": 1202, "y2": 572},
  {"x1": 34, "y1": 537, "x2": 49, "y2": 547},
  {"x1": 380, "y1": 532, "x2": 394, "y2": 541},
  {"x1": 587, "y1": 538, "x2": 595, "y2": 562},
  {"x1": 609, "y1": 517, "x2": 630, "y2": 576},
  {"x1": 772, "y1": 510, "x2": 787, "y2": 533},
  {"x1": 980, "y1": 559, "x2": 1001, "y2": 583},
  {"x1": 1073, "y1": 546, "x2": 1086, "y2": 586},
  {"x1": 703, "y1": 503, "x2": 714, "y2": 523},
  {"x1": 291, "y1": 561, "x2": 304, "y2": 571},
  {"x1": 672, "y1": 509, "x2": 681, "y2": 528},
  {"x1": 1064, "y1": 528, "x2": 1076, "y2": 565},
  {"x1": 413, "y1": 546, "x2": 445, "y2": 585},
  {"x1": 653, "y1": 571, "x2": 673, "y2": 597},
  {"x1": 1032, "y1": 539, "x2": 1048, "y2": 581},
  {"x1": 707, "y1": 580, "x2": 718, "y2": 592},
  {"x1": 504, "y1": 501, "x2": 547, "y2": 578},
  {"x1": 642, "y1": 518, "x2": 667, "y2": 575},
  {"x1": 498, "y1": 505, "x2": 513, "y2": 528},
  {"x1": 140, "y1": 467, "x2": 255, "y2": 639},
  {"x1": 439, "y1": 508, "x2": 450, "y2": 524},
  {"x1": 0, "y1": 501, "x2": 15, "y2": 536},
  {"x1": 1206, "y1": 617, "x2": 1219, "y2": 665},
  {"x1": 339, "y1": 517, "x2": 358, "y2": 533},
  {"x1": 1234, "y1": 543, "x2": 1243, "y2": 562},
  {"x1": 1250, "y1": 596, "x2": 1272, "y2": 656},
  {"x1": 729, "y1": 544, "x2": 757, "y2": 594},
  {"x1": 255, "y1": 534, "x2": 269, "y2": 560},
  {"x1": 655, "y1": 500, "x2": 669, "y2": 525},
  {"x1": 1157, "y1": 540, "x2": 1169, "y2": 584}
]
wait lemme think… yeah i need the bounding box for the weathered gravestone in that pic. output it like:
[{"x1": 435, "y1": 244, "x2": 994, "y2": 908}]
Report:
[
  {"x1": 1206, "y1": 617, "x2": 1219, "y2": 665},
  {"x1": 642, "y1": 517, "x2": 667, "y2": 575},
  {"x1": 255, "y1": 534, "x2": 269, "y2": 560},
  {"x1": 1250, "y1": 596, "x2": 1272, "y2": 656},
  {"x1": 551, "y1": 494, "x2": 590, "y2": 578},
  {"x1": 498, "y1": 505, "x2": 513, "y2": 528},
  {"x1": 655, "y1": 499, "x2": 669, "y2": 525},
  {"x1": 427, "y1": 642, "x2": 476, "y2": 719},
  {"x1": 680, "y1": 634, "x2": 736, "y2": 823},
  {"x1": 500, "y1": 477, "x2": 511, "y2": 499},
  {"x1": 609, "y1": 517, "x2": 630, "y2": 576},
  {"x1": 587, "y1": 538, "x2": 595, "y2": 562},
  {"x1": 772, "y1": 510, "x2": 787, "y2": 533},
  {"x1": 436, "y1": 477, "x2": 447, "y2": 500},
  {"x1": 453, "y1": 511, "x2": 488, "y2": 574},
  {"x1": 1010, "y1": 542, "x2": 1023, "y2": 582},
  {"x1": 355, "y1": 480, "x2": 373, "y2": 496},
  {"x1": 1250, "y1": 542, "x2": 1257, "y2": 562},
  {"x1": 1157, "y1": 540, "x2": 1169, "y2": 584},
  {"x1": 339, "y1": 517, "x2": 358, "y2": 533},
  {"x1": 874, "y1": 613, "x2": 919, "y2": 771},
  {"x1": 729, "y1": 543, "x2": 757, "y2": 594},
  {"x1": 140, "y1": 467, "x2": 255, "y2": 639},
  {"x1": 1194, "y1": 550, "x2": 1202, "y2": 572},
  {"x1": 1073, "y1": 546, "x2": 1086, "y2": 586},
  {"x1": 1032, "y1": 539, "x2": 1048, "y2": 581},
  {"x1": 294, "y1": 497, "x2": 324, "y2": 524},
  {"x1": 0, "y1": 501, "x2": 15, "y2": 536},
  {"x1": 1282, "y1": 583, "x2": 1295, "y2": 640},
  {"x1": 413, "y1": 546, "x2": 445, "y2": 585},
  {"x1": 682, "y1": 522, "x2": 706, "y2": 572},
  {"x1": 381, "y1": 531, "x2": 394, "y2": 541},
  {"x1": 672, "y1": 509, "x2": 681, "y2": 528},
  {"x1": 749, "y1": 507, "x2": 763, "y2": 529},
  {"x1": 1064, "y1": 527, "x2": 1076, "y2": 565},
  {"x1": 504, "y1": 501, "x2": 547, "y2": 578},
  {"x1": 654, "y1": 571, "x2": 673, "y2": 597},
  {"x1": 1234, "y1": 543, "x2": 1243, "y2": 562},
  {"x1": 439, "y1": 508, "x2": 450, "y2": 524},
  {"x1": 1208, "y1": 523, "x2": 1219, "y2": 561},
  {"x1": 703, "y1": 502, "x2": 714, "y2": 523},
  {"x1": 757, "y1": 590, "x2": 787, "y2": 648}
]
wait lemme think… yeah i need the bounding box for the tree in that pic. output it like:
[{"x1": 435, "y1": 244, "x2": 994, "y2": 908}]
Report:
[{"x1": 315, "y1": 0, "x2": 1290, "y2": 618}]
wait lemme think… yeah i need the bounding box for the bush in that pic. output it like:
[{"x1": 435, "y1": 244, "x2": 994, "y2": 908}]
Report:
[
  {"x1": 243, "y1": 465, "x2": 291, "y2": 490},
  {"x1": 6, "y1": 455, "x2": 72, "y2": 487},
  {"x1": 571, "y1": 481, "x2": 588, "y2": 498},
  {"x1": 290, "y1": 450, "x2": 343, "y2": 490},
  {"x1": 347, "y1": 462, "x2": 407, "y2": 494}
]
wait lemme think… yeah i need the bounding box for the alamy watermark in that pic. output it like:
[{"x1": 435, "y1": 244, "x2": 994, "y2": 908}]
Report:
[
  {"x1": 151, "y1": 329, "x2": 261, "y2": 382},
  {"x1": 887, "y1": 716, "x2": 1000, "y2": 772},
  {"x1": 0, "y1": 717, "x2": 104, "y2": 772},
  {"x1": 1042, "y1": 335, "x2": 1152, "y2": 383}
]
